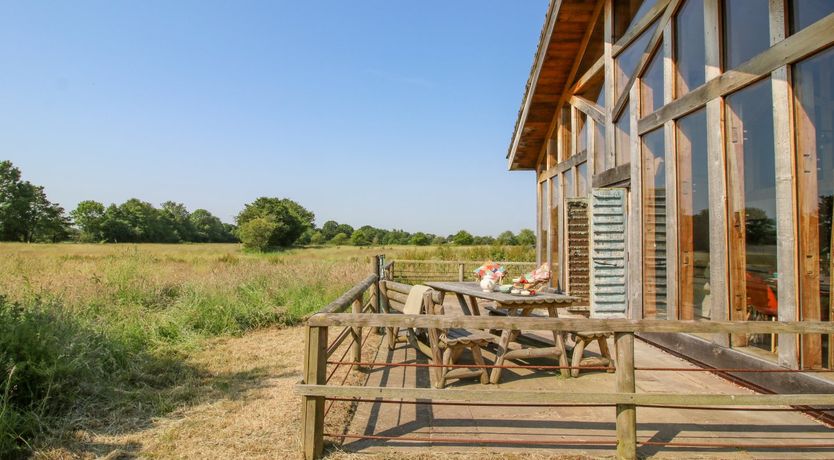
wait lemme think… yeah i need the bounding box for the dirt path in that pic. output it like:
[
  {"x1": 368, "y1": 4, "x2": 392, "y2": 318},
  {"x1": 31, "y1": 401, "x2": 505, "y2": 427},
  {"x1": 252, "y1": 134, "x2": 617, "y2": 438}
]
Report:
[{"x1": 36, "y1": 326, "x2": 590, "y2": 459}]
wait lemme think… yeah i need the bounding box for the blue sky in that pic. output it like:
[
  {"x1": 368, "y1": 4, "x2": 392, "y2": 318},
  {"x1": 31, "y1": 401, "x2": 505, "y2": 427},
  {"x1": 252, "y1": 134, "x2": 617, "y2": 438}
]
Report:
[{"x1": 0, "y1": 1, "x2": 546, "y2": 236}]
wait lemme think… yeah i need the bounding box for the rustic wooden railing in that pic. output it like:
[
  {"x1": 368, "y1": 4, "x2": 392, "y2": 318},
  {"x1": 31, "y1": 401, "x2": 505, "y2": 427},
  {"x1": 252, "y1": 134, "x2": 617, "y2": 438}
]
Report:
[
  {"x1": 388, "y1": 259, "x2": 536, "y2": 283},
  {"x1": 298, "y1": 261, "x2": 834, "y2": 460}
]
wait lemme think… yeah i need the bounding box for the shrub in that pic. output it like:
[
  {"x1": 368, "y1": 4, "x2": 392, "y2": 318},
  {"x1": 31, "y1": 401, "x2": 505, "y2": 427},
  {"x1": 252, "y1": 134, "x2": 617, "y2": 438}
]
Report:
[{"x1": 237, "y1": 218, "x2": 278, "y2": 251}]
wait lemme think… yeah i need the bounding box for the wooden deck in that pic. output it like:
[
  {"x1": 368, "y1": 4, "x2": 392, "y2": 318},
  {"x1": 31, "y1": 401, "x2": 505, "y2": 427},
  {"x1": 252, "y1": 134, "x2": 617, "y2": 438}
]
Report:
[{"x1": 331, "y1": 301, "x2": 834, "y2": 459}]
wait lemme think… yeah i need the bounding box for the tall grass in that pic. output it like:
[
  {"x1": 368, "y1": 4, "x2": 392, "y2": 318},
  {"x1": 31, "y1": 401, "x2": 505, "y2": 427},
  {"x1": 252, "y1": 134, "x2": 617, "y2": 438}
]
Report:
[
  {"x1": 0, "y1": 243, "x2": 373, "y2": 456},
  {"x1": 0, "y1": 242, "x2": 527, "y2": 455}
]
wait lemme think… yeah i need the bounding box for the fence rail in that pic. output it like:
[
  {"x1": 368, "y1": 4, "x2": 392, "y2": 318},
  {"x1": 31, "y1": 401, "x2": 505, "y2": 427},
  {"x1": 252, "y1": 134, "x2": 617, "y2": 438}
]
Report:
[
  {"x1": 298, "y1": 257, "x2": 834, "y2": 460},
  {"x1": 386, "y1": 259, "x2": 537, "y2": 283}
]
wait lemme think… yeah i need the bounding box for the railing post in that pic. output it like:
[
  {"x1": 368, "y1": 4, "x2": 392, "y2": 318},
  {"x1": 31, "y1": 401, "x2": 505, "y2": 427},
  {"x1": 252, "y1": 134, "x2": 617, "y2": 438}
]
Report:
[
  {"x1": 351, "y1": 298, "x2": 362, "y2": 370},
  {"x1": 458, "y1": 263, "x2": 465, "y2": 282},
  {"x1": 372, "y1": 255, "x2": 383, "y2": 335},
  {"x1": 615, "y1": 332, "x2": 637, "y2": 460},
  {"x1": 301, "y1": 324, "x2": 327, "y2": 460}
]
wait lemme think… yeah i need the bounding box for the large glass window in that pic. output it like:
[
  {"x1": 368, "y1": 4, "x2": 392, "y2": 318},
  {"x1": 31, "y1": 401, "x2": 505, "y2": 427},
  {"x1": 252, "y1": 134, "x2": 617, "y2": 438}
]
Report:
[
  {"x1": 577, "y1": 162, "x2": 589, "y2": 197},
  {"x1": 675, "y1": 0, "x2": 705, "y2": 96},
  {"x1": 564, "y1": 168, "x2": 575, "y2": 199},
  {"x1": 616, "y1": 22, "x2": 660, "y2": 100},
  {"x1": 641, "y1": 50, "x2": 664, "y2": 117},
  {"x1": 723, "y1": 0, "x2": 770, "y2": 70},
  {"x1": 726, "y1": 78, "x2": 777, "y2": 354},
  {"x1": 677, "y1": 109, "x2": 709, "y2": 320},
  {"x1": 794, "y1": 47, "x2": 834, "y2": 368},
  {"x1": 614, "y1": 0, "x2": 660, "y2": 40},
  {"x1": 594, "y1": 84, "x2": 607, "y2": 172},
  {"x1": 576, "y1": 112, "x2": 588, "y2": 155},
  {"x1": 642, "y1": 128, "x2": 667, "y2": 319},
  {"x1": 540, "y1": 180, "x2": 549, "y2": 265},
  {"x1": 550, "y1": 177, "x2": 561, "y2": 290},
  {"x1": 791, "y1": 0, "x2": 834, "y2": 34},
  {"x1": 615, "y1": 106, "x2": 631, "y2": 166}
]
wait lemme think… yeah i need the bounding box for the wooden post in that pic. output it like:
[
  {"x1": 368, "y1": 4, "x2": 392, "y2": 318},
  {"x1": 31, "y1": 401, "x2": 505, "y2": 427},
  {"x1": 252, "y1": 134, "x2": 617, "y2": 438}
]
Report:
[
  {"x1": 373, "y1": 255, "x2": 382, "y2": 335},
  {"x1": 458, "y1": 263, "x2": 465, "y2": 282},
  {"x1": 351, "y1": 298, "x2": 362, "y2": 369},
  {"x1": 301, "y1": 325, "x2": 327, "y2": 460},
  {"x1": 615, "y1": 332, "x2": 637, "y2": 460}
]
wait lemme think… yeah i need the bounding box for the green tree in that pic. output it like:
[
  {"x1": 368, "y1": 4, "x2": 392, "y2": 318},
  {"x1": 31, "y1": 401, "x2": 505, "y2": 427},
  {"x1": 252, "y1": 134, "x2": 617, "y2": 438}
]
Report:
[
  {"x1": 431, "y1": 236, "x2": 446, "y2": 245},
  {"x1": 496, "y1": 231, "x2": 518, "y2": 246},
  {"x1": 160, "y1": 201, "x2": 196, "y2": 242},
  {"x1": 336, "y1": 223, "x2": 355, "y2": 237},
  {"x1": 310, "y1": 230, "x2": 325, "y2": 245},
  {"x1": 517, "y1": 228, "x2": 536, "y2": 246},
  {"x1": 350, "y1": 228, "x2": 372, "y2": 246},
  {"x1": 189, "y1": 209, "x2": 235, "y2": 242},
  {"x1": 235, "y1": 197, "x2": 315, "y2": 247},
  {"x1": 452, "y1": 230, "x2": 474, "y2": 246},
  {"x1": 237, "y1": 217, "x2": 277, "y2": 251},
  {"x1": 321, "y1": 220, "x2": 340, "y2": 241},
  {"x1": 71, "y1": 200, "x2": 106, "y2": 242},
  {"x1": 0, "y1": 161, "x2": 70, "y2": 242},
  {"x1": 330, "y1": 232, "x2": 349, "y2": 245},
  {"x1": 409, "y1": 232, "x2": 431, "y2": 246}
]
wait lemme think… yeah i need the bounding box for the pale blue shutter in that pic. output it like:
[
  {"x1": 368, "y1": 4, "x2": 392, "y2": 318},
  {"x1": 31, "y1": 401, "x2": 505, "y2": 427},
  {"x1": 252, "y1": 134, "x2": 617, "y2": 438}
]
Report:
[{"x1": 590, "y1": 188, "x2": 627, "y2": 318}]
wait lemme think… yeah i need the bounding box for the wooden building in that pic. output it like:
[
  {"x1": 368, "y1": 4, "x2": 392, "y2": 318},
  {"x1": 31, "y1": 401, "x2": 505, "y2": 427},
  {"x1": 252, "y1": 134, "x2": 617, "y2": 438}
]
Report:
[{"x1": 508, "y1": 0, "x2": 834, "y2": 387}]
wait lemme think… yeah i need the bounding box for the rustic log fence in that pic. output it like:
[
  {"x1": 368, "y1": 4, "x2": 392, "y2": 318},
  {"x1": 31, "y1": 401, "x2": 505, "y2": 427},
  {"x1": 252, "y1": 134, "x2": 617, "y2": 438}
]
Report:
[
  {"x1": 298, "y1": 257, "x2": 834, "y2": 460},
  {"x1": 387, "y1": 259, "x2": 537, "y2": 284}
]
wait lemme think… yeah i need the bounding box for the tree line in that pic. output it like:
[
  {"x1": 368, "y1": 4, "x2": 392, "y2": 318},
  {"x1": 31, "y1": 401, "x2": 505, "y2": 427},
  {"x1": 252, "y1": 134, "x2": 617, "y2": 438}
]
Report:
[{"x1": 0, "y1": 160, "x2": 535, "y2": 249}]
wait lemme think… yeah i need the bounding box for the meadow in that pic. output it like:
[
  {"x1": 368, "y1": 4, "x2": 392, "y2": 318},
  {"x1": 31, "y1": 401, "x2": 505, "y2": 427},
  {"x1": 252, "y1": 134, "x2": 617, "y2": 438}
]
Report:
[{"x1": 0, "y1": 242, "x2": 533, "y2": 458}]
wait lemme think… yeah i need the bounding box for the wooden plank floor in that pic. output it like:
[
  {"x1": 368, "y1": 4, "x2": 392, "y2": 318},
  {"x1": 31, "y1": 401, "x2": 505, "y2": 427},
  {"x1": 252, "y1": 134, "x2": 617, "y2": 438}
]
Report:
[{"x1": 331, "y1": 304, "x2": 834, "y2": 458}]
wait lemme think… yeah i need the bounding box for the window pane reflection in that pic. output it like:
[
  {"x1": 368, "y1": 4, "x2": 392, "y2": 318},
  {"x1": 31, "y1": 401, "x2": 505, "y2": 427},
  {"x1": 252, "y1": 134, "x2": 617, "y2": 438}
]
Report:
[
  {"x1": 675, "y1": 0, "x2": 705, "y2": 96},
  {"x1": 723, "y1": 0, "x2": 770, "y2": 70},
  {"x1": 616, "y1": 22, "x2": 659, "y2": 100},
  {"x1": 791, "y1": 0, "x2": 834, "y2": 33},
  {"x1": 677, "y1": 109, "x2": 710, "y2": 320},
  {"x1": 616, "y1": 106, "x2": 631, "y2": 166},
  {"x1": 641, "y1": 50, "x2": 664, "y2": 116},
  {"x1": 550, "y1": 177, "x2": 561, "y2": 289},
  {"x1": 642, "y1": 128, "x2": 667, "y2": 319},
  {"x1": 794, "y1": 47, "x2": 834, "y2": 368},
  {"x1": 726, "y1": 78, "x2": 777, "y2": 354}
]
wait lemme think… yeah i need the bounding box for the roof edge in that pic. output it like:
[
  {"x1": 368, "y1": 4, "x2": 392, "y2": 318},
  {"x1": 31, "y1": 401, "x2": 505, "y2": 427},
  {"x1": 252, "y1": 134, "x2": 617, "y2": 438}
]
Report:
[{"x1": 507, "y1": 0, "x2": 561, "y2": 171}]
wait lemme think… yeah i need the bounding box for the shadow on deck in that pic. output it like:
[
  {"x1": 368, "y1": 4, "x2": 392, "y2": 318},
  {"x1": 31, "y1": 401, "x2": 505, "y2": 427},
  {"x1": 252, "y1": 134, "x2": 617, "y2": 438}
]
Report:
[{"x1": 337, "y1": 334, "x2": 834, "y2": 459}]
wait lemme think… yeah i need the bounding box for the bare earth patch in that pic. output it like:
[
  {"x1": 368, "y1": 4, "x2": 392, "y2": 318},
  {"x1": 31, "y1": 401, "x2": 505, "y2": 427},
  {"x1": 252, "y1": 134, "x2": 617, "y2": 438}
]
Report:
[{"x1": 35, "y1": 326, "x2": 588, "y2": 460}]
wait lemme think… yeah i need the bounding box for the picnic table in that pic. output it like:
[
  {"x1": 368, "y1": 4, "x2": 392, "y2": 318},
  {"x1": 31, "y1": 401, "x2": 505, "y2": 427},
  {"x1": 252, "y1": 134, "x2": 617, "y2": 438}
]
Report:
[{"x1": 424, "y1": 281, "x2": 577, "y2": 382}]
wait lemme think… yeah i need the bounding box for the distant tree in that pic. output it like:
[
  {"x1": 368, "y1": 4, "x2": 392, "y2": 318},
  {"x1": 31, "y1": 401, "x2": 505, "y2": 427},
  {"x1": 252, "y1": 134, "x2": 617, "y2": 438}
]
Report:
[
  {"x1": 320, "y1": 220, "x2": 340, "y2": 241},
  {"x1": 237, "y1": 217, "x2": 277, "y2": 251},
  {"x1": 496, "y1": 231, "x2": 518, "y2": 246},
  {"x1": 350, "y1": 228, "x2": 372, "y2": 246},
  {"x1": 409, "y1": 232, "x2": 431, "y2": 246},
  {"x1": 235, "y1": 197, "x2": 315, "y2": 247},
  {"x1": 0, "y1": 160, "x2": 70, "y2": 242},
  {"x1": 309, "y1": 230, "x2": 325, "y2": 245},
  {"x1": 71, "y1": 200, "x2": 107, "y2": 242},
  {"x1": 330, "y1": 232, "x2": 349, "y2": 245},
  {"x1": 517, "y1": 228, "x2": 536, "y2": 246},
  {"x1": 472, "y1": 235, "x2": 495, "y2": 245},
  {"x1": 296, "y1": 227, "x2": 314, "y2": 245},
  {"x1": 431, "y1": 236, "x2": 446, "y2": 245},
  {"x1": 189, "y1": 209, "x2": 236, "y2": 242},
  {"x1": 160, "y1": 201, "x2": 196, "y2": 242},
  {"x1": 452, "y1": 230, "x2": 474, "y2": 246},
  {"x1": 336, "y1": 223, "x2": 355, "y2": 237}
]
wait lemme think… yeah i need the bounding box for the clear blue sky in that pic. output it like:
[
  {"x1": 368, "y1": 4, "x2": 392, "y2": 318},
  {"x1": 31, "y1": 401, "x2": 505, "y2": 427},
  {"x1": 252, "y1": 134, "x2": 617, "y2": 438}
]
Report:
[{"x1": 1, "y1": 1, "x2": 546, "y2": 236}]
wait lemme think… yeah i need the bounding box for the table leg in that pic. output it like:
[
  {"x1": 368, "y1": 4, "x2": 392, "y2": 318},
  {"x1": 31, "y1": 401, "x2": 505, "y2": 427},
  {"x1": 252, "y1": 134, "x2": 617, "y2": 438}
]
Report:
[
  {"x1": 467, "y1": 295, "x2": 482, "y2": 316},
  {"x1": 455, "y1": 294, "x2": 472, "y2": 316},
  {"x1": 489, "y1": 327, "x2": 513, "y2": 384},
  {"x1": 548, "y1": 306, "x2": 571, "y2": 378}
]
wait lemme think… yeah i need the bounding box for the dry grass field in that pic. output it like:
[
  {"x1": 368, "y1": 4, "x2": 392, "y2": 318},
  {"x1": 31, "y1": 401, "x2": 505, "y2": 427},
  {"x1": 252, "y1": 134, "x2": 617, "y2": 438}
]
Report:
[{"x1": 0, "y1": 242, "x2": 539, "y2": 458}]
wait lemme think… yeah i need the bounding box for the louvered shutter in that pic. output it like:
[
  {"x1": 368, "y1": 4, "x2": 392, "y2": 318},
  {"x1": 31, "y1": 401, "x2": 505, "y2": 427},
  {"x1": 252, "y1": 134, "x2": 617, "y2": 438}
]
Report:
[
  {"x1": 590, "y1": 188, "x2": 627, "y2": 318},
  {"x1": 566, "y1": 198, "x2": 590, "y2": 306}
]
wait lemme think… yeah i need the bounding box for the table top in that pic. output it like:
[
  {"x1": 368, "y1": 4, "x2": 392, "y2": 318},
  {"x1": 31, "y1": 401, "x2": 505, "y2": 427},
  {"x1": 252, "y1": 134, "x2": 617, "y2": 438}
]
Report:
[{"x1": 424, "y1": 281, "x2": 576, "y2": 307}]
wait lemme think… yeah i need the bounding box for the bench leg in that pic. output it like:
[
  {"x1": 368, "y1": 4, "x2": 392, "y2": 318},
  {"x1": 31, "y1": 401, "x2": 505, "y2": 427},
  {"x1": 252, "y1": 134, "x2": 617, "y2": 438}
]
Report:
[
  {"x1": 548, "y1": 307, "x2": 571, "y2": 378},
  {"x1": 439, "y1": 348, "x2": 453, "y2": 389},
  {"x1": 470, "y1": 345, "x2": 489, "y2": 384},
  {"x1": 598, "y1": 336, "x2": 615, "y2": 372},
  {"x1": 571, "y1": 338, "x2": 587, "y2": 378},
  {"x1": 489, "y1": 328, "x2": 513, "y2": 384}
]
